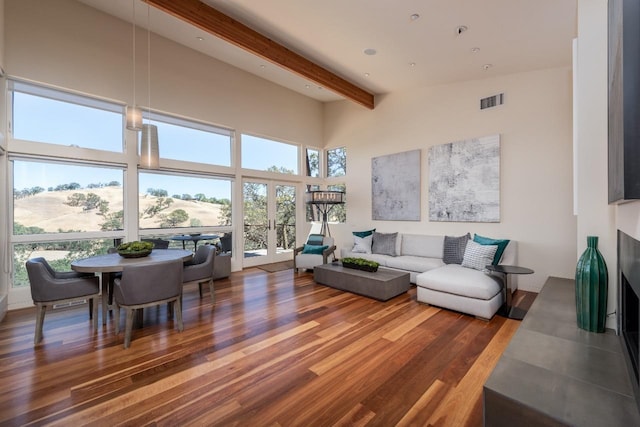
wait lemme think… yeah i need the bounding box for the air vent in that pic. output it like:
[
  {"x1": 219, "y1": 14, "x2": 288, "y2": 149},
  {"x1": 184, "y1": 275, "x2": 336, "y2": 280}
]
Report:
[{"x1": 480, "y1": 93, "x2": 504, "y2": 110}]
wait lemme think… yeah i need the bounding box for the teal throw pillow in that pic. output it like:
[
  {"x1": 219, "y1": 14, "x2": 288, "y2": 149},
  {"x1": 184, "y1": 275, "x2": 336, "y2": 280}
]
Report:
[
  {"x1": 306, "y1": 234, "x2": 325, "y2": 246},
  {"x1": 302, "y1": 244, "x2": 328, "y2": 254},
  {"x1": 353, "y1": 229, "x2": 376, "y2": 238},
  {"x1": 473, "y1": 234, "x2": 510, "y2": 265}
]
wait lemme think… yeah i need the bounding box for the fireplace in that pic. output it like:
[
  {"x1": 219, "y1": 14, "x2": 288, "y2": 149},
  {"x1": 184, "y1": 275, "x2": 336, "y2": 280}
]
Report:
[{"x1": 619, "y1": 230, "x2": 640, "y2": 413}]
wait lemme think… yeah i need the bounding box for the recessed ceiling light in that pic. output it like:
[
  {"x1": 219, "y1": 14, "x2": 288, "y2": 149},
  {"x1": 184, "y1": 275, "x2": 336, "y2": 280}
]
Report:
[
  {"x1": 363, "y1": 48, "x2": 377, "y2": 56},
  {"x1": 455, "y1": 25, "x2": 468, "y2": 35},
  {"x1": 196, "y1": 36, "x2": 204, "y2": 41},
  {"x1": 483, "y1": 63, "x2": 493, "y2": 70},
  {"x1": 409, "y1": 62, "x2": 416, "y2": 67},
  {"x1": 305, "y1": 84, "x2": 311, "y2": 89},
  {"x1": 471, "y1": 47, "x2": 480, "y2": 53},
  {"x1": 410, "y1": 13, "x2": 420, "y2": 21},
  {"x1": 364, "y1": 73, "x2": 370, "y2": 77},
  {"x1": 260, "y1": 64, "x2": 266, "y2": 69}
]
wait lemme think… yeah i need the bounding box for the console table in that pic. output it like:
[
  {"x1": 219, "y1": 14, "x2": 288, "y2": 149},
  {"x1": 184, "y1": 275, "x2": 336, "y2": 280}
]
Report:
[{"x1": 483, "y1": 276, "x2": 640, "y2": 426}]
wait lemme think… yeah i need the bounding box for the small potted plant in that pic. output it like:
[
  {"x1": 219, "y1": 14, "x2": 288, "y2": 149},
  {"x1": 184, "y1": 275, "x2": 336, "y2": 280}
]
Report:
[
  {"x1": 116, "y1": 240, "x2": 154, "y2": 258},
  {"x1": 341, "y1": 257, "x2": 380, "y2": 272}
]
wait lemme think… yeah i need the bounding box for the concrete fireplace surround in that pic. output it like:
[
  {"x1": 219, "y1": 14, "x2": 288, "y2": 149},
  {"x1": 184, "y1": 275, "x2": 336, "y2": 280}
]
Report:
[{"x1": 483, "y1": 276, "x2": 640, "y2": 425}]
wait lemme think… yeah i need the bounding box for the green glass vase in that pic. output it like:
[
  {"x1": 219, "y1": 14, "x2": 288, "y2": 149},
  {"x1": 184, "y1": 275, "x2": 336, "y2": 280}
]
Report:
[{"x1": 575, "y1": 236, "x2": 608, "y2": 332}]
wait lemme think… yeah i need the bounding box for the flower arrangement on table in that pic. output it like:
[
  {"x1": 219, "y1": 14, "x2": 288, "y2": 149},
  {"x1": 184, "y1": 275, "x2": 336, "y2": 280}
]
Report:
[
  {"x1": 116, "y1": 241, "x2": 154, "y2": 258},
  {"x1": 341, "y1": 257, "x2": 380, "y2": 272}
]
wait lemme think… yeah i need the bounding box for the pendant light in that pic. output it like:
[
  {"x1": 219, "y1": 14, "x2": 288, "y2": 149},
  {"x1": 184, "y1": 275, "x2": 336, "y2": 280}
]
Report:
[
  {"x1": 139, "y1": 3, "x2": 159, "y2": 169},
  {"x1": 126, "y1": 0, "x2": 142, "y2": 131}
]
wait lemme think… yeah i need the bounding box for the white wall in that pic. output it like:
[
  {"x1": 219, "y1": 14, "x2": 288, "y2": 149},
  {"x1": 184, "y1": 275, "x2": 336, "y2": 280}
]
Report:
[
  {"x1": 575, "y1": 0, "x2": 618, "y2": 330},
  {"x1": 324, "y1": 67, "x2": 576, "y2": 292}
]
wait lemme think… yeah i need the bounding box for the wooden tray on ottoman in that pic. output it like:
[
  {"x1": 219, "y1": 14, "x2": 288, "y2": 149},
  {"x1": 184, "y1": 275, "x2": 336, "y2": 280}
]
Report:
[{"x1": 313, "y1": 263, "x2": 410, "y2": 301}]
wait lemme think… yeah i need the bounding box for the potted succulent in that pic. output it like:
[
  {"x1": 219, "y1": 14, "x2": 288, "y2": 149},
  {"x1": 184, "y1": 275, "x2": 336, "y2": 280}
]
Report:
[
  {"x1": 116, "y1": 240, "x2": 154, "y2": 258},
  {"x1": 341, "y1": 257, "x2": 380, "y2": 272}
]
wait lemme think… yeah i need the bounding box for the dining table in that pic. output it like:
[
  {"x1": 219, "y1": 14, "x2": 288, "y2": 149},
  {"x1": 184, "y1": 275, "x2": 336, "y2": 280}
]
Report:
[
  {"x1": 170, "y1": 234, "x2": 220, "y2": 251},
  {"x1": 71, "y1": 249, "x2": 193, "y2": 325}
]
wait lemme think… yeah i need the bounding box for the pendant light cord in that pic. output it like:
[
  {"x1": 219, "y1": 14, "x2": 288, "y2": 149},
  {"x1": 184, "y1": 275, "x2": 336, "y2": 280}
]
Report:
[
  {"x1": 132, "y1": 0, "x2": 136, "y2": 109},
  {"x1": 147, "y1": 4, "x2": 151, "y2": 123}
]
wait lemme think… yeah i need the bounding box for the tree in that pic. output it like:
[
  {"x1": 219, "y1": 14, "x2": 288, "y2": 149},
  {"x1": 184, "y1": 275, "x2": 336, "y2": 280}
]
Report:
[
  {"x1": 84, "y1": 193, "x2": 103, "y2": 210},
  {"x1": 147, "y1": 188, "x2": 168, "y2": 197},
  {"x1": 142, "y1": 197, "x2": 173, "y2": 218},
  {"x1": 242, "y1": 182, "x2": 268, "y2": 251},
  {"x1": 65, "y1": 193, "x2": 86, "y2": 207},
  {"x1": 100, "y1": 210, "x2": 124, "y2": 231},
  {"x1": 218, "y1": 199, "x2": 232, "y2": 226},
  {"x1": 327, "y1": 147, "x2": 347, "y2": 177},
  {"x1": 160, "y1": 209, "x2": 189, "y2": 227}
]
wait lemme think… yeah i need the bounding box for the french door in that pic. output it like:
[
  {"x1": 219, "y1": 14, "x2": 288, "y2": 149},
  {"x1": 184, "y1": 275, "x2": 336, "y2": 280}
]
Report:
[{"x1": 242, "y1": 180, "x2": 296, "y2": 267}]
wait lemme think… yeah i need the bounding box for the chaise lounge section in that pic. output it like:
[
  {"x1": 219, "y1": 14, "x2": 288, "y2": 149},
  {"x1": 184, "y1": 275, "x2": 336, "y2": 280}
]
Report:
[{"x1": 341, "y1": 231, "x2": 516, "y2": 319}]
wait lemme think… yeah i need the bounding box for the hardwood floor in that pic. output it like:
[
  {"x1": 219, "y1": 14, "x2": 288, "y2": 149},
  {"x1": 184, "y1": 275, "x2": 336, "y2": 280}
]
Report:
[{"x1": 0, "y1": 268, "x2": 535, "y2": 426}]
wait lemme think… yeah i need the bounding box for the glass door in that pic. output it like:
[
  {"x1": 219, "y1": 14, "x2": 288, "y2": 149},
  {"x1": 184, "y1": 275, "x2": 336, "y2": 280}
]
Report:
[{"x1": 242, "y1": 180, "x2": 296, "y2": 267}]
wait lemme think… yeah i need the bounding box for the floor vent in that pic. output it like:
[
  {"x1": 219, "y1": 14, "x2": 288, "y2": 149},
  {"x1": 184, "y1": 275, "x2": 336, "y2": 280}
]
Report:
[
  {"x1": 53, "y1": 299, "x2": 87, "y2": 309},
  {"x1": 480, "y1": 93, "x2": 504, "y2": 110}
]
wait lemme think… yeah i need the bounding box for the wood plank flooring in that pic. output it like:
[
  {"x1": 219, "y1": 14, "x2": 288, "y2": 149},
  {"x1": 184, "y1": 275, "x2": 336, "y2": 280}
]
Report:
[{"x1": 0, "y1": 268, "x2": 536, "y2": 426}]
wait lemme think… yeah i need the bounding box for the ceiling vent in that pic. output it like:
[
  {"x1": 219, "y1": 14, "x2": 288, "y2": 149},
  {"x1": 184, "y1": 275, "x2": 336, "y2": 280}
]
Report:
[{"x1": 480, "y1": 93, "x2": 504, "y2": 110}]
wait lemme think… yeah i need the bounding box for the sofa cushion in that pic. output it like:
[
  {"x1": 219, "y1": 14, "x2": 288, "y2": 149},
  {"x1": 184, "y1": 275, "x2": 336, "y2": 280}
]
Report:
[
  {"x1": 386, "y1": 255, "x2": 444, "y2": 273},
  {"x1": 461, "y1": 240, "x2": 497, "y2": 271},
  {"x1": 372, "y1": 232, "x2": 398, "y2": 256},
  {"x1": 443, "y1": 233, "x2": 470, "y2": 264},
  {"x1": 416, "y1": 264, "x2": 502, "y2": 300},
  {"x1": 473, "y1": 234, "x2": 510, "y2": 265},
  {"x1": 401, "y1": 234, "x2": 444, "y2": 258}
]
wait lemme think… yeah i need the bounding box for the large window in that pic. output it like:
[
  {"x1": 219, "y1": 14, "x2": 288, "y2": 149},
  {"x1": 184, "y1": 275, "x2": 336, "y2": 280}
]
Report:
[
  {"x1": 147, "y1": 112, "x2": 232, "y2": 166},
  {"x1": 13, "y1": 160, "x2": 125, "y2": 233},
  {"x1": 10, "y1": 80, "x2": 124, "y2": 152},
  {"x1": 139, "y1": 172, "x2": 232, "y2": 229},
  {"x1": 241, "y1": 134, "x2": 298, "y2": 174}
]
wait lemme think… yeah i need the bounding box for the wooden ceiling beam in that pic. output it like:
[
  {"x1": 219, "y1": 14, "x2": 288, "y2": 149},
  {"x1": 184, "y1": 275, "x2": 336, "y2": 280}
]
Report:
[{"x1": 142, "y1": 0, "x2": 375, "y2": 109}]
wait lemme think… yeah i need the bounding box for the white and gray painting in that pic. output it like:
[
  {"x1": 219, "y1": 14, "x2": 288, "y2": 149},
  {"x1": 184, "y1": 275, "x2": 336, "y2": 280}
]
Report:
[
  {"x1": 372, "y1": 149, "x2": 421, "y2": 221},
  {"x1": 428, "y1": 135, "x2": 500, "y2": 222}
]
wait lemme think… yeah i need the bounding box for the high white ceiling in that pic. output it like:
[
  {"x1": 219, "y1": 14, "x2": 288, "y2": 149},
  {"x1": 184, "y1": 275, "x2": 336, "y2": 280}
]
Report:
[{"x1": 77, "y1": 0, "x2": 577, "y2": 104}]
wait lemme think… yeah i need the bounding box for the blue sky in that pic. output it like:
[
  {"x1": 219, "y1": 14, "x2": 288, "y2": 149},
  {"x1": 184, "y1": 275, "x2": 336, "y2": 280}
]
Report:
[{"x1": 12, "y1": 91, "x2": 300, "y2": 199}]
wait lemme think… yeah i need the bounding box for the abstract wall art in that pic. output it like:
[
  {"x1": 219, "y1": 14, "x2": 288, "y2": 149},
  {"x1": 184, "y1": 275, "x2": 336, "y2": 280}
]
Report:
[
  {"x1": 428, "y1": 134, "x2": 500, "y2": 222},
  {"x1": 372, "y1": 149, "x2": 421, "y2": 221}
]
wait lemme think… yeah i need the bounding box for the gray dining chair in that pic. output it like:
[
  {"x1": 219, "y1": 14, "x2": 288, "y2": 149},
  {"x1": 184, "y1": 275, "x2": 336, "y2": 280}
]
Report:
[
  {"x1": 219, "y1": 232, "x2": 232, "y2": 254},
  {"x1": 182, "y1": 245, "x2": 216, "y2": 304},
  {"x1": 141, "y1": 238, "x2": 170, "y2": 249},
  {"x1": 113, "y1": 260, "x2": 183, "y2": 349},
  {"x1": 25, "y1": 257, "x2": 100, "y2": 345}
]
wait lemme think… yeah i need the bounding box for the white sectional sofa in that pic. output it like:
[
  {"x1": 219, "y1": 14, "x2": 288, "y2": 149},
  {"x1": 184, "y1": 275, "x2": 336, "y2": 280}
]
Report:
[{"x1": 340, "y1": 232, "x2": 516, "y2": 319}]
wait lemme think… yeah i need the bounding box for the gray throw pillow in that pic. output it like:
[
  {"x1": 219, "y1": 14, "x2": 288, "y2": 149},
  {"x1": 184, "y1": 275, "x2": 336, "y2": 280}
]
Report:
[
  {"x1": 372, "y1": 232, "x2": 398, "y2": 256},
  {"x1": 442, "y1": 233, "x2": 470, "y2": 264}
]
